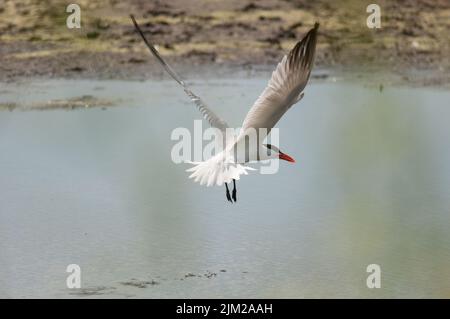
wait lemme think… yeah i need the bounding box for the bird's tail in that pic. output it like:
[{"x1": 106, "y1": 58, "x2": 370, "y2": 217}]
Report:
[{"x1": 185, "y1": 156, "x2": 255, "y2": 187}]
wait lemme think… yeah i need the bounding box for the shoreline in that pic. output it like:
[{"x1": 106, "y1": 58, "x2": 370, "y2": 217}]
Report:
[
  {"x1": 1, "y1": 64, "x2": 448, "y2": 88},
  {"x1": 1, "y1": 67, "x2": 448, "y2": 112},
  {"x1": 1, "y1": 1, "x2": 449, "y2": 86}
]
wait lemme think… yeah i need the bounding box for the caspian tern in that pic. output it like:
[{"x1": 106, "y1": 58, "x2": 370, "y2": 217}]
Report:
[{"x1": 130, "y1": 15, "x2": 318, "y2": 202}]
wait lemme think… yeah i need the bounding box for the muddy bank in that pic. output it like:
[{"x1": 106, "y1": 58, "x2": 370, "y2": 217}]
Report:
[
  {"x1": 0, "y1": 0, "x2": 449, "y2": 86},
  {"x1": 0, "y1": 94, "x2": 117, "y2": 111}
]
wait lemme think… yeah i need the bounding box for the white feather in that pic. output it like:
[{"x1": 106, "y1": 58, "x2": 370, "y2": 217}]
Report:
[{"x1": 185, "y1": 154, "x2": 255, "y2": 187}]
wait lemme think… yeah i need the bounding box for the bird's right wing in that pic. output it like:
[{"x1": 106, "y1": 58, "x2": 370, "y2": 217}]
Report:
[{"x1": 130, "y1": 15, "x2": 229, "y2": 132}]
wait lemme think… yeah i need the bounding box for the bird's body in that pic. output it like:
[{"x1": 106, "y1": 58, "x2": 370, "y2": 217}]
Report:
[{"x1": 130, "y1": 15, "x2": 319, "y2": 202}]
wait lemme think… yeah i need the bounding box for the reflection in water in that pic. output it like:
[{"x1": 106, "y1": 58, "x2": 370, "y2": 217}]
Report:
[{"x1": 0, "y1": 79, "x2": 449, "y2": 298}]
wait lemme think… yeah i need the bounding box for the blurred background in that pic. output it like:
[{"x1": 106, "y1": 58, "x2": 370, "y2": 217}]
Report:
[
  {"x1": 0, "y1": 0, "x2": 449, "y2": 84},
  {"x1": 1, "y1": 0, "x2": 450, "y2": 298}
]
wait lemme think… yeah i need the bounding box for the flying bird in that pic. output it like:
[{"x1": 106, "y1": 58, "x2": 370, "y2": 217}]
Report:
[{"x1": 130, "y1": 15, "x2": 319, "y2": 203}]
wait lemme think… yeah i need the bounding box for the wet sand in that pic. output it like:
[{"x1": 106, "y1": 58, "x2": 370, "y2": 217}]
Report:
[{"x1": 0, "y1": 0, "x2": 449, "y2": 87}]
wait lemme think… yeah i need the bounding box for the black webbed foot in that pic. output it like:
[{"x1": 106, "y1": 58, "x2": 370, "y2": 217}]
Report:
[{"x1": 232, "y1": 179, "x2": 237, "y2": 202}]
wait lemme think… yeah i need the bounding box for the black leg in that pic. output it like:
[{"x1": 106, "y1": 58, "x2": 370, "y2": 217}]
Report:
[
  {"x1": 225, "y1": 183, "x2": 232, "y2": 203},
  {"x1": 232, "y1": 179, "x2": 237, "y2": 202}
]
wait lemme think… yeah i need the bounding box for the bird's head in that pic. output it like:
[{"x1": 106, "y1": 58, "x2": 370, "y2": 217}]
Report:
[{"x1": 262, "y1": 144, "x2": 295, "y2": 163}]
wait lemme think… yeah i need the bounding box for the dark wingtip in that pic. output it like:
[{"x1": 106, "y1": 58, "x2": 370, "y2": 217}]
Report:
[
  {"x1": 287, "y1": 21, "x2": 319, "y2": 69},
  {"x1": 130, "y1": 14, "x2": 138, "y2": 28}
]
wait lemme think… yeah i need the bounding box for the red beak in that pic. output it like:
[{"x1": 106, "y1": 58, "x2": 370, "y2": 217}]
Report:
[{"x1": 279, "y1": 152, "x2": 295, "y2": 163}]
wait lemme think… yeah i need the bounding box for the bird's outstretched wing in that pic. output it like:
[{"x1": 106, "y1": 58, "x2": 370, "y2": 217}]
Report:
[
  {"x1": 130, "y1": 15, "x2": 228, "y2": 132},
  {"x1": 239, "y1": 23, "x2": 319, "y2": 139}
]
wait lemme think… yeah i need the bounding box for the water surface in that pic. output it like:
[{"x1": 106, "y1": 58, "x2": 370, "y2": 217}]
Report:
[{"x1": 1, "y1": 77, "x2": 450, "y2": 298}]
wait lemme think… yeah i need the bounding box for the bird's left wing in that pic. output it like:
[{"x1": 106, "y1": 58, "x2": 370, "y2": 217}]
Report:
[
  {"x1": 130, "y1": 15, "x2": 229, "y2": 132},
  {"x1": 239, "y1": 23, "x2": 319, "y2": 139}
]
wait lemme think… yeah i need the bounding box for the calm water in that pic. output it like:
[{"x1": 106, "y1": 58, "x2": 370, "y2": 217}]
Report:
[{"x1": 1, "y1": 77, "x2": 450, "y2": 298}]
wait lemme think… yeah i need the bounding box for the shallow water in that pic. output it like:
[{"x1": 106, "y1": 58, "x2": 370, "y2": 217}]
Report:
[{"x1": 1, "y1": 77, "x2": 450, "y2": 298}]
